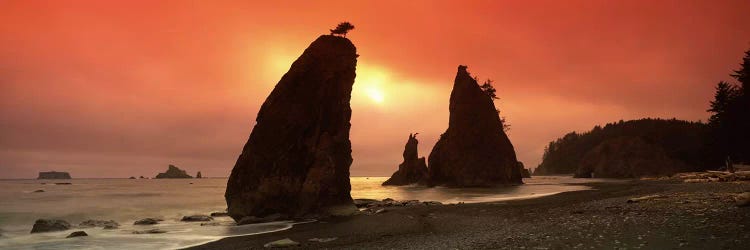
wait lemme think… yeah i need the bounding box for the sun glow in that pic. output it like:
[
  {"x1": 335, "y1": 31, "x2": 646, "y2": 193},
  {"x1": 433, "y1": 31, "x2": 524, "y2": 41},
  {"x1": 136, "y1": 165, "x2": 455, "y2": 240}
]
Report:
[
  {"x1": 365, "y1": 86, "x2": 385, "y2": 103},
  {"x1": 354, "y1": 65, "x2": 390, "y2": 105}
]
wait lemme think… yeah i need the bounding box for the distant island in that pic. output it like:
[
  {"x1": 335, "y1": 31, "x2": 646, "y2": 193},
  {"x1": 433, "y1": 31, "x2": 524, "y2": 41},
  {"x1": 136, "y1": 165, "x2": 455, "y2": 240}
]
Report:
[
  {"x1": 37, "y1": 171, "x2": 72, "y2": 179},
  {"x1": 154, "y1": 165, "x2": 193, "y2": 179}
]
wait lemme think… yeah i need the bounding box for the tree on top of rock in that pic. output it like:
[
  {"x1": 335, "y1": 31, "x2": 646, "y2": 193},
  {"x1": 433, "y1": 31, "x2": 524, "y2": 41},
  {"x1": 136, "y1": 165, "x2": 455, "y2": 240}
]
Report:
[
  {"x1": 480, "y1": 79, "x2": 498, "y2": 99},
  {"x1": 330, "y1": 22, "x2": 355, "y2": 37}
]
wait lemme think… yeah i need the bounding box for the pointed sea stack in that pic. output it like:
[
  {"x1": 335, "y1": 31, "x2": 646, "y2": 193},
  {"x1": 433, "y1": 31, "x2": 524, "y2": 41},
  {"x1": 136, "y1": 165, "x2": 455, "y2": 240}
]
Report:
[
  {"x1": 383, "y1": 133, "x2": 428, "y2": 186},
  {"x1": 225, "y1": 35, "x2": 357, "y2": 221},
  {"x1": 427, "y1": 65, "x2": 522, "y2": 187}
]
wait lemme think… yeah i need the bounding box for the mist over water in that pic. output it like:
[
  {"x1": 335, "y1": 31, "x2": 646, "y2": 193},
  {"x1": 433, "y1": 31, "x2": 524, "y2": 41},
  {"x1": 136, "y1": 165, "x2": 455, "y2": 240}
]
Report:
[{"x1": 0, "y1": 176, "x2": 606, "y2": 249}]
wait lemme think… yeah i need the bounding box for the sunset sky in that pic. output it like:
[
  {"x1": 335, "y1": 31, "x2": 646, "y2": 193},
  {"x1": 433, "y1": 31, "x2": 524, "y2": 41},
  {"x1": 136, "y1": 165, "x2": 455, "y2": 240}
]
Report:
[{"x1": 1, "y1": 0, "x2": 749, "y2": 179}]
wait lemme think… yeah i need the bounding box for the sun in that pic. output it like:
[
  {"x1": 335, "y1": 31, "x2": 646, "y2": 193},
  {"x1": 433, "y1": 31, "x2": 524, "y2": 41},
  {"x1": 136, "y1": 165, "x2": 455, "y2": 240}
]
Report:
[{"x1": 365, "y1": 86, "x2": 385, "y2": 103}]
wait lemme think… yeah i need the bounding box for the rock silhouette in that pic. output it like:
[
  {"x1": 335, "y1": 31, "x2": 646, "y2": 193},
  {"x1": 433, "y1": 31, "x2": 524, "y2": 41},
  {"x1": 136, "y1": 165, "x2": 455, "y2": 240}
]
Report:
[
  {"x1": 383, "y1": 133, "x2": 428, "y2": 185},
  {"x1": 155, "y1": 165, "x2": 193, "y2": 179},
  {"x1": 37, "y1": 171, "x2": 71, "y2": 179},
  {"x1": 517, "y1": 162, "x2": 532, "y2": 178},
  {"x1": 427, "y1": 65, "x2": 522, "y2": 187},
  {"x1": 574, "y1": 137, "x2": 684, "y2": 178},
  {"x1": 225, "y1": 35, "x2": 358, "y2": 221}
]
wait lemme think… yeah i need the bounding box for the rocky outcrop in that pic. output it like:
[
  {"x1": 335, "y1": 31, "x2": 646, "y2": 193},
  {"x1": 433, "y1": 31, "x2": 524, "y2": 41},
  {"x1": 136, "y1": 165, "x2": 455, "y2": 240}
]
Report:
[
  {"x1": 196, "y1": 171, "x2": 203, "y2": 178},
  {"x1": 427, "y1": 66, "x2": 522, "y2": 187},
  {"x1": 382, "y1": 133, "x2": 428, "y2": 185},
  {"x1": 79, "y1": 220, "x2": 119, "y2": 229},
  {"x1": 155, "y1": 165, "x2": 193, "y2": 179},
  {"x1": 574, "y1": 137, "x2": 684, "y2": 178},
  {"x1": 133, "y1": 218, "x2": 162, "y2": 225},
  {"x1": 66, "y1": 231, "x2": 88, "y2": 238},
  {"x1": 30, "y1": 219, "x2": 71, "y2": 233},
  {"x1": 37, "y1": 171, "x2": 71, "y2": 179},
  {"x1": 225, "y1": 35, "x2": 358, "y2": 221},
  {"x1": 181, "y1": 215, "x2": 213, "y2": 222}
]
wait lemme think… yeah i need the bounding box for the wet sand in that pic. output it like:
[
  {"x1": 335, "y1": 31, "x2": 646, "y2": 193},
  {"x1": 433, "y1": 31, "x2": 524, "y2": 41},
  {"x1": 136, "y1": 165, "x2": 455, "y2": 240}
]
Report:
[{"x1": 188, "y1": 179, "x2": 750, "y2": 249}]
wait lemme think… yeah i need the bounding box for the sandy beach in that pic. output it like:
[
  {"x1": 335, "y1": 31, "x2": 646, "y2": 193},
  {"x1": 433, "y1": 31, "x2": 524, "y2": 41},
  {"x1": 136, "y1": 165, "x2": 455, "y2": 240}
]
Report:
[{"x1": 189, "y1": 179, "x2": 750, "y2": 249}]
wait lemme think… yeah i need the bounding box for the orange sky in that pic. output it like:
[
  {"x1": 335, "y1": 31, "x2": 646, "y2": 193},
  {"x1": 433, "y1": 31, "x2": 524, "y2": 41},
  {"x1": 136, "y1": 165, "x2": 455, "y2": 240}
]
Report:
[{"x1": 1, "y1": 0, "x2": 749, "y2": 178}]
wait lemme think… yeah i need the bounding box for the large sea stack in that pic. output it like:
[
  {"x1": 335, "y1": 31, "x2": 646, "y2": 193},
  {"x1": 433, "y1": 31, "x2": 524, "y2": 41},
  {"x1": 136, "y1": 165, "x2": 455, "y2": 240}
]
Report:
[
  {"x1": 225, "y1": 35, "x2": 357, "y2": 221},
  {"x1": 154, "y1": 165, "x2": 193, "y2": 179},
  {"x1": 427, "y1": 65, "x2": 522, "y2": 187},
  {"x1": 382, "y1": 133, "x2": 428, "y2": 186}
]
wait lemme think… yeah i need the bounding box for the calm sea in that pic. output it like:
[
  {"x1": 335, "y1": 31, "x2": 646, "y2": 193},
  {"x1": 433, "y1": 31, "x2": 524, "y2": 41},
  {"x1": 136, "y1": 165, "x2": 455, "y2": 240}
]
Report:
[{"x1": 0, "y1": 176, "x2": 605, "y2": 249}]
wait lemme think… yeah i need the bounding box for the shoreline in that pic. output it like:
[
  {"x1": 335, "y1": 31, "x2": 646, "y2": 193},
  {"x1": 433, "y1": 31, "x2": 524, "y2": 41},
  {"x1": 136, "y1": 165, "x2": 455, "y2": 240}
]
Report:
[{"x1": 188, "y1": 179, "x2": 750, "y2": 249}]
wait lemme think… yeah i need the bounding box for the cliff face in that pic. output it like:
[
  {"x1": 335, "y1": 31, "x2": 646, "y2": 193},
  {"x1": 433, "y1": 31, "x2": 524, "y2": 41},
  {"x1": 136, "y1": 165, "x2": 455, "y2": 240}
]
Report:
[
  {"x1": 427, "y1": 66, "x2": 522, "y2": 187},
  {"x1": 155, "y1": 165, "x2": 193, "y2": 179},
  {"x1": 382, "y1": 133, "x2": 428, "y2": 186},
  {"x1": 37, "y1": 171, "x2": 71, "y2": 179},
  {"x1": 225, "y1": 35, "x2": 357, "y2": 221},
  {"x1": 574, "y1": 137, "x2": 684, "y2": 178}
]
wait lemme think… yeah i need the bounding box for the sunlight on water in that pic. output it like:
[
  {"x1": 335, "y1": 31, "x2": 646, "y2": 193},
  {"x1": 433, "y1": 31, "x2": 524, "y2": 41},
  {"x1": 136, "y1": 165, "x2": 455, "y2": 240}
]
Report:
[{"x1": 0, "y1": 176, "x2": 607, "y2": 249}]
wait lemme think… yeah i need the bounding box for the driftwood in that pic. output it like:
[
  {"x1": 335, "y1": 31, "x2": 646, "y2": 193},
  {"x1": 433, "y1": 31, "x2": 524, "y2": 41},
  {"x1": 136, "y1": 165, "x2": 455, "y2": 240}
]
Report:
[
  {"x1": 627, "y1": 195, "x2": 664, "y2": 203},
  {"x1": 676, "y1": 171, "x2": 750, "y2": 183}
]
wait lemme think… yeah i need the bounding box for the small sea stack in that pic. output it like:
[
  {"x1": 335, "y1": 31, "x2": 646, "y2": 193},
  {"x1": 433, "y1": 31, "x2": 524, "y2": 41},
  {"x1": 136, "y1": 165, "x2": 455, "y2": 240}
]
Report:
[
  {"x1": 37, "y1": 171, "x2": 71, "y2": 179},
  {"x1": 155, "y1": 165, "x2": 193, "y2": 179},
  {"x1": 225, "y1": 34, "x2": 358, "y2": 221},
  {"x1": 427, "y1": 65, "x2": 522, "y2": 187},
  {"x1": 383, "y1": 133, "x2": 428, "y2": 186}
]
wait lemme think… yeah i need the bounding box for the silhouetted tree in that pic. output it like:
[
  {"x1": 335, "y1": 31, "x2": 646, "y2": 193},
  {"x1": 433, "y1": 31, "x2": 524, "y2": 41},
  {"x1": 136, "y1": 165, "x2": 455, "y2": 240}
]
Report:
[
  {"x1": 330, "y1": 22, "x2": 355, "y2": 37},
  {"x1": 480, "y1": 79, "x2": 498, "y2": 99},
  {"x1": 708, "y1": 47, "x2": 750, "y2": 162}
]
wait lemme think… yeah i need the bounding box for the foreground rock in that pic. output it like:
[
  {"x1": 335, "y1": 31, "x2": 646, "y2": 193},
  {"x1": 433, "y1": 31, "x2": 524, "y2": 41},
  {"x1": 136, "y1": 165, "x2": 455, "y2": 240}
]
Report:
[
  {"x1": 66, "y1": 231, "x2": 88, "y2": 238},
  {"x1": 181, "y1": 215, "x2": 213, "y2": 222},
  {"x1": 155, "y1": 165, "x2": 193, "y2": 179},
  {"x1": 383, "y1": 133, "x2": 428, "y2": 186},
  {"x1": 574, "y1": 137, "x2": 684, "y2": 178},
  {"x1": 735, "y1": 192, "x2": 750, "y2": 207},
  {"x1": 79, "y1": 219, "x2": 119, "y2": 229},
  {"x1": 132, "y1": 229, "x2": 166, "y2": 234},
  {"x1": 37, "y1": 171, "x2": 71, "y2": 179},
  {"x1": 427, "y1": 65, "x2": 522, "y2": 187},
  {"x1": 356, "y1": 198, "x2": 443, "y2": 214},
  {"x1": 30, "y1": 219, "x2": 71, "y2": 233},
  {"x1": 133, "y1": 218, "x2": 162, "y2": 225},
  {"x1": 264, "y1": 238, "x2": 300, "y2": 248},
  {"x1": 225, "y1": 35, "x2": 358, "y2": 221}
]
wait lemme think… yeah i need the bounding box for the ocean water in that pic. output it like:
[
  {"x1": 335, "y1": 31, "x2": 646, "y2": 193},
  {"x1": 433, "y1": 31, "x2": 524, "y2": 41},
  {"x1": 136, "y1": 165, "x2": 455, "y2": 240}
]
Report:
[{"x1": 0, "y1": 176, "x2": 606, "y2": 249}]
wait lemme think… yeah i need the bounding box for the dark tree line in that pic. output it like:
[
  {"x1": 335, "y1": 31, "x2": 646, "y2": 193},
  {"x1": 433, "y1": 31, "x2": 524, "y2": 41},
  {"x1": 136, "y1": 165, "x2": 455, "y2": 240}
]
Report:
[
  {"x1": 536, "y1": 47, "x2": 750, "y2": 175},
  {"x1": 535, "y1": 118, "x2": 715, "y2": 175},
  {"x1": 708, "y1": 48, "x2": 750, "y2": 163}
]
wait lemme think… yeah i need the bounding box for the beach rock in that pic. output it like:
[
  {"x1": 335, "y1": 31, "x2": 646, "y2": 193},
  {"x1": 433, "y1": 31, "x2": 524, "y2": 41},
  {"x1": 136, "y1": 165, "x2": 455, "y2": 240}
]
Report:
[
  {"x1": 225, "y1": 35, "x2": 358, "y2": 221},
  {"x1": 30, "y1": 219, "x2": 71, "y2": 233},
  {"x1": 264, "y1": 238, "x2": 300, "y2": 248},
  {"x1": 181, "y1": 215, "x2": 213, "y2": 222},
  {"x1": 66, "y1": 231, "x2": 88, "y2": 238},
  {"x1": 132, "y1": 229, "x2": 166, "y2": 234},
  {"x1": 129, "y1": 176, "x2": 136, "y2": 179},
  {"x1": 574, "y1": 137, "x2": 684, "y2": 178},
  {"x1": 427, "y1": 65, "x2": 522, "y2": 187},
  {"x1": 37, "y1": 171, "x2": 71, "y2": 179},
  {"x1": 736, "y1": 192, "x2": 750, "y2": 207},
  {"x1": 210, "y1": 212, "x2": 229, "y2": 217},
  {"x1": 139, "y1": 176, "x2": 145, "y2": 179},
  {"x1": 383, "y1": 133, "x2": 429, "y2": 186},
  {"x1": 155, "y1": 165, "x2": 193, "y2": 179},
  {"x1": 79, "y1": 219, "x2": 119, "y2": 229},
  {"x1": 237, "y1": 213, "x2": 288, "y2": 225},
  {"x1": 133, "y1": 218, "x2": 162, "y2": 225},
  {"x1": 33, "y1": 189, "x2": 45, "y2": 193},
  {"x1": 353, "y1": 198, "x2": 379, "y2": 208}
]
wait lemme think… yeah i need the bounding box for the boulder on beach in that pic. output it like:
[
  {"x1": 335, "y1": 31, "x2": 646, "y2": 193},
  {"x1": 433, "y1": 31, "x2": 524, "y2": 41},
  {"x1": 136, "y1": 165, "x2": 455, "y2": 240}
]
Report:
[
  {"x1": 225, "y1": 34, "x2": 358, "y2": 221},
  {"x1": 133, "y1": 218, "x2": 162, "y2": 225},
  {"x1": 383, "y1": 133, "x2": 429, "y2": 186},
  {"x1": 30, "y1": 219, "x2": 71, "y2": 233},
  {"x1": 79, "y1": 219, "x2": 119, "y2": 229},
  {"x1": 427, "y1": 65, "x2": 522, "y2": 187},
  {"x1": 132, "y1": 229, "x2": 166, "y2": 234},
  {"x1": 129, "y1": 176, "x2": 136, "y2": 179},
  {"x1": 210, "y1": 212, "x2": 229, "y2": 217},
  {"x1": 155, "y1": 165, "x2": 193, "y2": 179},
  {"x1": 37, "y1": 171, "x2": 71, "y2": 179},
  {"x1": 264, "y1": 238, "x2": 300, "y2": 248},
  {"x1": 181, "y1": 215, "x2": 213, "y2": 222},
  {"x1": 66, "y1": 231, "x2": 88, "y2": 238},
  {"x1": 574, "y1": 137, "x2": 684, "y2": 178}
]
